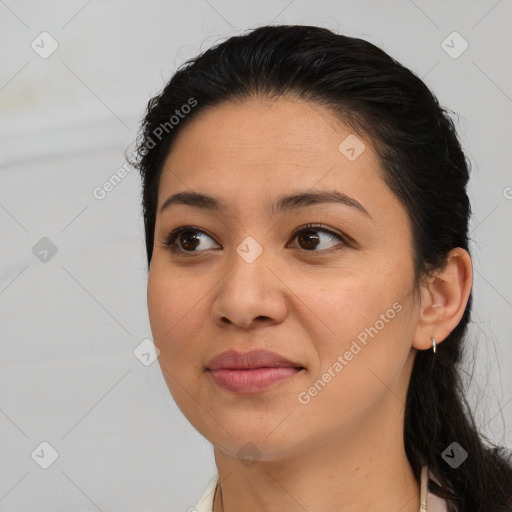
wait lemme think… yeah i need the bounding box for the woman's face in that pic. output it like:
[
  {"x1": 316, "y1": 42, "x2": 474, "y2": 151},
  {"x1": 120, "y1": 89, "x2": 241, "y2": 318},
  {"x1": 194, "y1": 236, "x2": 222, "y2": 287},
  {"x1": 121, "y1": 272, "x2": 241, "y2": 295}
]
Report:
[{"x1": 147, "y1": 97, "x2": 421, "y2": 461}]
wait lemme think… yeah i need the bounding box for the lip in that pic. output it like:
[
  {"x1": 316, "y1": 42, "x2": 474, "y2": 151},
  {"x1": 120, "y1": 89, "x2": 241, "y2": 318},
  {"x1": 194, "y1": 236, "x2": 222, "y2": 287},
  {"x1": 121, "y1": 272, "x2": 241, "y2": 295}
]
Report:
[
  {"x1": 206, "y1": 349, "x2": 304, "y2": 394},
  {"x1": 206, "y1": 349, "x2": 302, "y2": 370}
]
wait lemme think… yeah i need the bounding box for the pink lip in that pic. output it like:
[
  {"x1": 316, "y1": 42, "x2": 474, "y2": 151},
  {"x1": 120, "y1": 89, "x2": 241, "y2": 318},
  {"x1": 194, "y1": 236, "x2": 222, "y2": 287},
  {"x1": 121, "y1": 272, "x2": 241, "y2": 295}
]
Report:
[
  {"x1": 206, "y1": 350, "x2": 304, "y2": 394},
  {"x1": 209, "y1": 367, "x2": 303, "y2": 393}
]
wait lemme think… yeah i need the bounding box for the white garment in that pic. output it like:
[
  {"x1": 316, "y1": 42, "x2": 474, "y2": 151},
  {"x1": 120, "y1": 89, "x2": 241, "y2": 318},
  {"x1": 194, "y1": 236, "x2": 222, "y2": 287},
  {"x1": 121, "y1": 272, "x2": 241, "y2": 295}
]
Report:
[{"x1": 193, "y1": 465, "x2": 449, "y2": 512}]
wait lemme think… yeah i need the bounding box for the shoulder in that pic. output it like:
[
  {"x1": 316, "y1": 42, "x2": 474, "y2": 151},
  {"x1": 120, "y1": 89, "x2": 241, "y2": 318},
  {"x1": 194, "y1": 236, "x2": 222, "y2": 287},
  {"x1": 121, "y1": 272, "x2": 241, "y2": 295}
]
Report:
[
  {"x1": 194, "y1": 470, "x2": 451, "y2": 512},
  {"x1": 192, "y1": 474, "x2": 219, "y2": 512},
  {"x1": 425, "y1": 467, "x2": 450, "y2": 512},
  {"x1": 426, "y1": 490, "x2": 450, "y2": 512}
]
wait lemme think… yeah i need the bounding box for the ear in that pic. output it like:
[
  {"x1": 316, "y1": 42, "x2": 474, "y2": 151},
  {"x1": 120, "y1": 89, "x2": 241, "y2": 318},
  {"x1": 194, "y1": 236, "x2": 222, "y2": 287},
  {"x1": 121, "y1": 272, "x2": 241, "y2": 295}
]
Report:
[{"x1": 412, "y1": 248, "x2": 473, "y2": 351}]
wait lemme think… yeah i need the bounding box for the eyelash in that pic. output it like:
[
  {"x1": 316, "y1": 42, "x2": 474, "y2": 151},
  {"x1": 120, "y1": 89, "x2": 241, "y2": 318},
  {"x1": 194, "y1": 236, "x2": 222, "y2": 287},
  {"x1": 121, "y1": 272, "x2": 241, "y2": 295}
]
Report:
[{"x1": 162, "y1": 223, "x2": 350, "y2": 256}]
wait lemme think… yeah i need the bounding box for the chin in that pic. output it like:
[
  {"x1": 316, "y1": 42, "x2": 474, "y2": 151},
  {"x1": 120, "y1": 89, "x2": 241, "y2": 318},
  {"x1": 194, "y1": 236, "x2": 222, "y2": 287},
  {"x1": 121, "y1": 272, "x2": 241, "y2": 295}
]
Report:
[{"x1": 206, "y1": 426, "x2": 305, "y2": 464}]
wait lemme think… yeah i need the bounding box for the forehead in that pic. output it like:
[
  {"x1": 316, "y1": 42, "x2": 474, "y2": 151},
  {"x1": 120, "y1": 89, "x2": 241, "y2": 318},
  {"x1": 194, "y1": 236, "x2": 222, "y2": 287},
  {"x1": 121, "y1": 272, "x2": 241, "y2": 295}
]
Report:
[
  {"x1": 157, "y1": 97, "x2": 395, "y2": 220},
  {"x1": 166, "y1": 97, "x2": 366, "y2": 167}
]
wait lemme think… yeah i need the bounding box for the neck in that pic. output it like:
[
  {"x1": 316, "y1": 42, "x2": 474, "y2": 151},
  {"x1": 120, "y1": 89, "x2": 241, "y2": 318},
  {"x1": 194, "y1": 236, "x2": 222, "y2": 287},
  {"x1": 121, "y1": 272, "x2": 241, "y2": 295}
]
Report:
[{"x1": 212, "y1": 400, "x2": 421, "y2": 512}]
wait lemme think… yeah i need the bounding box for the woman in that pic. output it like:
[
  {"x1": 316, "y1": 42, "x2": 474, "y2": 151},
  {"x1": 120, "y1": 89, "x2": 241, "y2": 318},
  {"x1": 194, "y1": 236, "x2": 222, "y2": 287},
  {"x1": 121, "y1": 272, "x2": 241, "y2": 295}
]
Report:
[{"x1": 132, "y1": 25, "x2": 512, "y2": 511}]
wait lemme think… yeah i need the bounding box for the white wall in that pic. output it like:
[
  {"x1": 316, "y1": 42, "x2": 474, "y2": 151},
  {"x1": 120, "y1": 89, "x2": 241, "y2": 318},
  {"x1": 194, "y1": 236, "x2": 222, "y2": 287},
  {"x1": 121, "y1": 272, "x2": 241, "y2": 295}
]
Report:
[{"x1": 1, "y1": 1, "x2": 511, "y2": 510}]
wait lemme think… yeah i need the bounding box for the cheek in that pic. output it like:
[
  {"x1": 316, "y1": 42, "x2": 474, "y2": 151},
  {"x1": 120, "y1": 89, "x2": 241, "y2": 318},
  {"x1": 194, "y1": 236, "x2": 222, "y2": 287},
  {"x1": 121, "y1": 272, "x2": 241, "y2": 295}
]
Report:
[
  {"x1": 301, "y1": 262, "x2": 414, "y2": 389},
  {"x1": 147, "y1": 263, "x2": 213, "y2": 418},
  {"x1": 147, "y1": 263, "x2": 207, "y2": 371},
  {"x1": 302, "y1": 267, "x2": 404, "y2": 340},
  {"x1": 295, "y1": 297, "x2": 412, "y2": 436}
]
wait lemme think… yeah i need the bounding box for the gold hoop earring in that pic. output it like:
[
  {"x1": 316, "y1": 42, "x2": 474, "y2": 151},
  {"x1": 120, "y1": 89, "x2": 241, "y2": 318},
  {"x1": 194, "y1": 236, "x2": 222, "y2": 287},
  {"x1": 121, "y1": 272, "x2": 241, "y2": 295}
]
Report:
[{"x1": 431, "y1": 337, "x2": 437, "y2": 353}]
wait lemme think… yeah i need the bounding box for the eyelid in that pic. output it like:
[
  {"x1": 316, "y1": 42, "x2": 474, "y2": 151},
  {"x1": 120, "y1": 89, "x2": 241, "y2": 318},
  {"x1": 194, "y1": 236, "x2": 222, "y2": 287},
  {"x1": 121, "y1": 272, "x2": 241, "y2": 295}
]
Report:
[
  {"x1": 162, "y1": 223, "x2": 351, "y2": 255},
  {"x1": 162, "y1": 225, "x2": 220, "y2": 255},
  {"x1": 288, "y1": 223, "x2": 351, "y2": 249}
]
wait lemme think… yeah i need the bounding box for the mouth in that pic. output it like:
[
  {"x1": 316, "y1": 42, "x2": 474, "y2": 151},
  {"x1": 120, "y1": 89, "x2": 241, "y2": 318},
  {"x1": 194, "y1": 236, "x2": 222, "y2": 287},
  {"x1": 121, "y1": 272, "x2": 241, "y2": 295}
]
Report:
[
  {"x1": 205, "y1": 349, "x2": 305, "y2": 394},
  {"x1": 207, "y1": 366, "x2": 305, "y2": 394}
]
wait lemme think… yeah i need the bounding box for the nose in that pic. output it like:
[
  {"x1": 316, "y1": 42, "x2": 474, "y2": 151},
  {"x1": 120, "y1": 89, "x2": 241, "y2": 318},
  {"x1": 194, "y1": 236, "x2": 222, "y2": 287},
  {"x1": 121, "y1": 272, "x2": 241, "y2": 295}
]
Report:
[{"x1": 211, "y1": 246, "x2": 288, "y2": 330}]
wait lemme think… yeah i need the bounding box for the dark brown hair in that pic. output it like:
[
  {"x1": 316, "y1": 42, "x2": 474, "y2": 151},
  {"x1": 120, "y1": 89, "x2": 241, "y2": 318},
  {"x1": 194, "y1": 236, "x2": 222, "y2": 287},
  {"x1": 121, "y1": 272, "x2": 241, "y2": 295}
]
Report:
[{"x1": 133, "y1": 24, "x2": 512, "y2": 511}]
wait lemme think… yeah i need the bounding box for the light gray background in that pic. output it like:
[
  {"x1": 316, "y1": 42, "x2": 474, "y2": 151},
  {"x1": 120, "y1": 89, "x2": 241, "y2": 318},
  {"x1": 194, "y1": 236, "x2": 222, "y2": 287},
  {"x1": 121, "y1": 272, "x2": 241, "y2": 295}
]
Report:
[{"x1": 1, "y1": 1, "x2": 511, "y2": 511}]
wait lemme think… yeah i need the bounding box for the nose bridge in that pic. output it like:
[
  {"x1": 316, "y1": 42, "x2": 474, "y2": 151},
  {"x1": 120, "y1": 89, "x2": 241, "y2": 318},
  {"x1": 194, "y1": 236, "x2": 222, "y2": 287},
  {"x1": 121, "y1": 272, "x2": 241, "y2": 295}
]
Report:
[
  {"x1": 212, "y1": 233, "x2": 287, "y2": 328},
  {"x1": 224, "y1": 233, "x2": 269, "y2": 297}
]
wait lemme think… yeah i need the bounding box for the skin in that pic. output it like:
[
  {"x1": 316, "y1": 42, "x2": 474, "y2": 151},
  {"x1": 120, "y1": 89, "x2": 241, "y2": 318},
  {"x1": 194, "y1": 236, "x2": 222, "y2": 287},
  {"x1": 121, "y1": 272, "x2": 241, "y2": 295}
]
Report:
[{"x1": 147, "y1": 96, "x2": 473, "y2": 512}]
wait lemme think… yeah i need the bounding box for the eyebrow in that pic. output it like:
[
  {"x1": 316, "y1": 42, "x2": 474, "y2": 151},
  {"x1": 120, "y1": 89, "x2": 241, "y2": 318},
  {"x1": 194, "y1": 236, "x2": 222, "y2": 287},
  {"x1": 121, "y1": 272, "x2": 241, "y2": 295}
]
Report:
[{"x1": 159, "y1": 190, "x2": 371, "y2": 218}]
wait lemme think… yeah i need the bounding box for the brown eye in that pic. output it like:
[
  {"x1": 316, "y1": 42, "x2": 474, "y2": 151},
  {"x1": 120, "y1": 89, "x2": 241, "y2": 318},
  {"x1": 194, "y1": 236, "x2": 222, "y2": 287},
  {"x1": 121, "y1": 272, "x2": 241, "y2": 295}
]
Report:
[
  {"x1": 163, "y1": 223, "x2": 348, "y2": 257},
  {"x1": 289, "y1": 224, "x2": 348, "y2": 252},
  {"x1": 178, "y1": 231, "x2": 201, "y2": 251},
  {"x1": 296, "y1": 229, "x2": 321, "y2": 250},
  {"x1": 164, "y1": 227, "x2": 218, "y2": 254}
]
